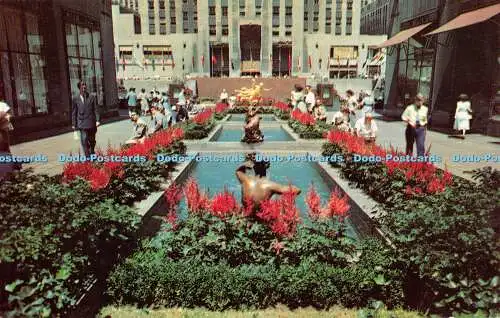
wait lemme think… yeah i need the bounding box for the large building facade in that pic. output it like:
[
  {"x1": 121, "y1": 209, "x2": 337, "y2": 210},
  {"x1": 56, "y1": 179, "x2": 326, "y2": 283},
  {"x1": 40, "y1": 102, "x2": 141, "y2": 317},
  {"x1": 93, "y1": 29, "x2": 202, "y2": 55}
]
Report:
[
  {"x1": 0, "y1": 0, "x2": 118, "y2": 137},
  {"x1": 360, "y1": 0, "x2": 389, "y2": 35},
  {"x1": 112, "y1": 0, "x2": 386, "y2": 80},
  {"x1": 381, "y1": 0, "x2": 499, "y2": 135}
]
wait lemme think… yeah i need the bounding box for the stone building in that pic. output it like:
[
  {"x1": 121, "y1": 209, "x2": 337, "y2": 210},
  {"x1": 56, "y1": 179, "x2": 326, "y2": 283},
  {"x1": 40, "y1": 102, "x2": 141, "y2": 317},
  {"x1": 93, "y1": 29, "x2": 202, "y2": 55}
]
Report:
[
  {"x1": 0, "y1": 0, "x2": 118, "y2": 137},
  {"x1": 360, "y1": 0, "x2": 389, "y2": 35},
  {"x1": 112, "y1": 0, "x2": 386, "y2": 80},
  {"x1": 380, "y1": 0, "x2": 499, "y2": 136}
]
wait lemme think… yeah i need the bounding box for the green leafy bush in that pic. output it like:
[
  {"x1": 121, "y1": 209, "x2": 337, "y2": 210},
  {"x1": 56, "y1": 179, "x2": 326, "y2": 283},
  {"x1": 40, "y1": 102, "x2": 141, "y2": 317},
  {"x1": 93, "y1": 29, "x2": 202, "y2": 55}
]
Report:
[
  {"x1": 228, "y1": 106, "x2": 274, "y2": 114},
  {"x1": 107, "y1": 214, "x2": 404, "y2": 310},
  {"x1": 322, "y1": 141, "x2": 500, "y2": 316},
  {"x1": 288, "y1": 119, "x2": 331, "y2": 139},
  {"x1": 179, "y1": 121, "x2": 215, "y2": 139}
]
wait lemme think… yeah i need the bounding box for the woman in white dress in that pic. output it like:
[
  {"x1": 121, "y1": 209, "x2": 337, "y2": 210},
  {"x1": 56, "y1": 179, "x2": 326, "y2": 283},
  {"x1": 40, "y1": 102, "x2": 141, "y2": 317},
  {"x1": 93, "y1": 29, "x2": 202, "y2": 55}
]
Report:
[{"x1": 453, "y1": 94, "x2": 472, "y2": 138}]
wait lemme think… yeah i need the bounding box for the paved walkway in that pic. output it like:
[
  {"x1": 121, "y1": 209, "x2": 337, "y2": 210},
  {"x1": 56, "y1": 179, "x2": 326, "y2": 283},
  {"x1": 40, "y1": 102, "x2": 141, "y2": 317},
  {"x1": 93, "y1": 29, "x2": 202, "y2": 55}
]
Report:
[{"x1": 9, "y1": 112, "x2": 499, "y2": 178}]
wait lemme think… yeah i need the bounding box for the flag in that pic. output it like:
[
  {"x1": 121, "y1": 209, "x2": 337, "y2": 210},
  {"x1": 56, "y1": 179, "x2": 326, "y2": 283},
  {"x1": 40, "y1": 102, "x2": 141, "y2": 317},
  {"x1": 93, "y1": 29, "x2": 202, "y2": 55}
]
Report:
[
  {"x1": 337, "y1": 56, "x2": 340, "y2": 66},
  {"x1": 201, "y1": 55, "x2": 205, "y2": 66},
  {"x1": 171, "y1": 54, "x2": 175, "y2": 68},
  {"x1": 115, "y1": 56, "x2": 119, "y2": 71},
  {"x1": 211, "y1": 55, "x2": 217, "y2": 64},
  {"x1": 192, "y1": 56, "x2": 195, "y2": 69},
  {"x1": 287, "y1": 53, "x2": 291, "y2": 70},
  {"x1": 162, "y1": 56, "x2": 165, "y2": 70},
  {"x1": 143, "y1": 58, "x2": 148, "y2": 70},
  {"x1": 152, "y1": 59, "x2": 155, "y2": 71},
  {"x1": 221, "y1": 50, "x2": 225, "y2": 67},
  {"x1": 308, "y1": 55, "x2": 312, "y2": 69},
  {"x1": 231, "y1": 60, "x2": 234, "y2": 70},
  {"x1": 297, "y1": 55, "x2": 301, "y2": 71},
  {"x1": 122, "y1": 55, "x2": 126, "y2": 71}
]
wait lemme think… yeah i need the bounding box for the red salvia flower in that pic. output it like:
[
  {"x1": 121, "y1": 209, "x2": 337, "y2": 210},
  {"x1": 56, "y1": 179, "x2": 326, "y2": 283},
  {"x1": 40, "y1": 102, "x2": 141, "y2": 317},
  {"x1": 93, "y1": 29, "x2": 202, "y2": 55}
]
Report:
[
  {"x1": 215, "y1": 102, "x2": 229, "y2": 114},
  {"x1": 184, "y1": 178, "x2": 210, "y2": 213},
  {"x1": 326, "y1": 188, "x2": 350, "y2": 221},
  {"x1": 210, "y1": 188, "x2": 239, "y2": 218},
  {"x1": 242, "y1": 196, "x2": 255, "y2": 217},
  {"x1": 192, "y1": 109, "x2": 213, "y2": 125},
  {"x1": 256, "y1": 189, "x2": 300, "y2": 237},
  {"x1": 305, "y1": 184, "x2": 322, "y2": 220},
  {"x1": 88, "y1": 167, "x2": 111, "y2": 191}
]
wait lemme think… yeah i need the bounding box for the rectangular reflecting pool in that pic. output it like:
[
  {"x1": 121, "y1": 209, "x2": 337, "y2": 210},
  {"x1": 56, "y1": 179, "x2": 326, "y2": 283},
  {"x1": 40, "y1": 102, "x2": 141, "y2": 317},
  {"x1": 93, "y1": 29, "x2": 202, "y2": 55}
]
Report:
[
  {"x1": 178, "y1": 154, "x2": 359, "y2": 238},
  {"x1": 229, "y1": 114, "x2": 276, "y2": 121},
  {"x1": 214, "y1": 127, "x2": 294, "y2": 142}
]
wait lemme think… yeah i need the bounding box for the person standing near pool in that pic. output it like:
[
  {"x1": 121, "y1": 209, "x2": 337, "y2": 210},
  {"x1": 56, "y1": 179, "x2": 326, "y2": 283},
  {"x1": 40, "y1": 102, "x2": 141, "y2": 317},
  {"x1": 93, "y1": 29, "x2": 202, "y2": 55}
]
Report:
[{"x1": 402, "y1": 93, "x2": 428, "y2": 156}]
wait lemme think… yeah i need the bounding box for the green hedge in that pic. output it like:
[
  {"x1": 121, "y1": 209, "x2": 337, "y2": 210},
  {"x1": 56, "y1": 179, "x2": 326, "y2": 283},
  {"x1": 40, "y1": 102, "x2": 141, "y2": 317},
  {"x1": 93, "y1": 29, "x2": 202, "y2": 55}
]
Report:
[
  {"x1": 274, "y1": 109, "x2": 290, "y2": 120},
  {"x1": 288, "y1": 120, "x2": 331, "y2": 139},
  {"x1": 228, "y1": 106, "x2": 275, "y2": 114},
  {"x1": 322, "y1": 143, "x2": 500, "y2": 316},
  {"x1": 180, "y1": 122, "x2": 215, "y2": 139},
  {"x1": 107, "y1": 214, "x2": 404, "y2": 310}
]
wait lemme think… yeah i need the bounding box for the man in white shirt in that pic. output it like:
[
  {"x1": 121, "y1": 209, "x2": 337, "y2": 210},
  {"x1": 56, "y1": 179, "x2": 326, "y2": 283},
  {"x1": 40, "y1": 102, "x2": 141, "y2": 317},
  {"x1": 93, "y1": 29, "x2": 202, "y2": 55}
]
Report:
[
  {"x1": 305, "y1": 85, "x2": 316, "y2": 113},
  {"x1": 220, "y1": 89, "x2": 229, "y2": 103},
  {"x1": 401, "y1": 93, "x2": 428, "y2": 156},
  {"x1": 355, "y1": 112, "x2": 378, "y2": 143}
]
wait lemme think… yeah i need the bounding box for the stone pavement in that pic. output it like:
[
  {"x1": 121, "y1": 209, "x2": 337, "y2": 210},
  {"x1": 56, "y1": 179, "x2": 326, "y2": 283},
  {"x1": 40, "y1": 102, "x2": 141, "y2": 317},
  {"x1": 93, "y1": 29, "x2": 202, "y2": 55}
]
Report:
[
  {"x1": 8, "y1": 111, "x2": 499, "y2": 179},
  {"x1": 10, "y1": 113, "x2": 134, "y2": 175},
  {"x1": 325, "y1": 111, "x2": 500, "y2": 180}
]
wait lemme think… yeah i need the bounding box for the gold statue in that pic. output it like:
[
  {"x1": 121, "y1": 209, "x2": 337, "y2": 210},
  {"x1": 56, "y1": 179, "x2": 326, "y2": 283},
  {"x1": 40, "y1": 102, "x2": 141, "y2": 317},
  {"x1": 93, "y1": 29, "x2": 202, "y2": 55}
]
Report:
[{"x1": 234, "y1": 79, "x2": 271, "y2": 104}]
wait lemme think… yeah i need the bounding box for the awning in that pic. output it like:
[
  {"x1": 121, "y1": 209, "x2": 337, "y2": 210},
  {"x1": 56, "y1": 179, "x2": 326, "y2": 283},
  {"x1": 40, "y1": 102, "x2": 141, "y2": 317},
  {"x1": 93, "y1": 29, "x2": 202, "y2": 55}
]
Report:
[
  {"x1": 426, "y1": 3, "x2": 500, "y2": 35},
  {"x1": 377, "y1": 22, "x2": 432, "y2": 48}
]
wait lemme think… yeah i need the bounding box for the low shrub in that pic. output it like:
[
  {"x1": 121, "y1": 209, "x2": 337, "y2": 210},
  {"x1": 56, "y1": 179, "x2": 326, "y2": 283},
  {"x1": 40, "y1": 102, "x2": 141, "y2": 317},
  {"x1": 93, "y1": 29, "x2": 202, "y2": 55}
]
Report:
[
  {"x1": 228, "y1": 106, "x2": 275, "y2": 114},
  {"x1": 1, "y1": 128, "x2": 186, "y2": 317},
  {"x1": 108, "y1": 258, "x2": 403, "y2": 311},
  {"x1": 321, "y1": 130, "x2": 500, "y2": 316},
  {"x1": 106, "y1": 181, "x2": 404, "y2": 310}
]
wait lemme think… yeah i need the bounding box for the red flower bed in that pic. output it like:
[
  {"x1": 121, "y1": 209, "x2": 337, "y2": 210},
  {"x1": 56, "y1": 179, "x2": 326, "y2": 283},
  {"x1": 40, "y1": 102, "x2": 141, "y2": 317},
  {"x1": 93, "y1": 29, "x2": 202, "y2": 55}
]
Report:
[
  {"x1": 291, "y1": 109, "x2": 316, "y2": 126},
  {"x1": 325, "y1": 130, "x2": 453, "y2": 194},
  {"x1": 192, "y1": 108, "x2": 214, "y2": 125},
  {"x1": 273, "y1": 101, "x2": 289, "y2": 112},
  {"x1": 165, "y1": 179, "x2": 350, "y2": 237},
  {"x1": 306, "y1": 185, "x2": 350, "y2": 221},
  {"x1": 62, "y1": 127, "x2": 185, "y2": 191},
  {"x1": 215, "y1": 102, "x2": 229, "y2": 114}
]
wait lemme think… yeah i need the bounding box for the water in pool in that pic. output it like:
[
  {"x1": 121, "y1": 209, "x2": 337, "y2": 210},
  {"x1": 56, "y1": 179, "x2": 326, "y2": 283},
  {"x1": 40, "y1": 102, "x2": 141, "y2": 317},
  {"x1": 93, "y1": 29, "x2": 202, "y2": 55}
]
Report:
[
  {"x1": 215, "y1": 127, "x2": 294, "y2": 141},
  {"x1": 229, "y1": 114, "x2": 276, "y2": 121},
  {"x1": 177, "y1": 155, "x2": 358, "y2": 238}
]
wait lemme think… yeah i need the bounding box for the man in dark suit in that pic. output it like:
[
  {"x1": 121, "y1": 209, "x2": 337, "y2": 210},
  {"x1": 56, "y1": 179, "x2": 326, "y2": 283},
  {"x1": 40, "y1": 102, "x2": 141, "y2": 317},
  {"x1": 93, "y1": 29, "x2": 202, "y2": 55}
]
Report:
[{"x1": 72, "y1": 81, "x2": 100, "y2": 157}]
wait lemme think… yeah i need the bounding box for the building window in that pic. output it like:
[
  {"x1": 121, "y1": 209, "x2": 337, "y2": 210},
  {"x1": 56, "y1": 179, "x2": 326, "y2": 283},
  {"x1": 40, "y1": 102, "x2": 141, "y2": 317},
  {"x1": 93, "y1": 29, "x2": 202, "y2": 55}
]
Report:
[
  {"x1": 272, "y1": 30, "x2": 279, "y2": 36},
  {"x1": 0, "y1": 9, "x2": 50, "y2": 116},
  {"x1": 66, "y1": 20, "x2": 104, "y2": 108},
  {"x1": 222, "y1": 7, "x2": 228, "y2": 16},
  {"x1": 209, "y1": 25, "x2": 216, "y2": 35},
  {"x1": 170, "y1": 0, "x2": 175, "y2": 10},
  {"x1": 149, "y1": 24, "x2": 155, "y2": 35},
  {"x1": 134, "y1": 15, "x2": 141, "y2": 34},
  {"x1": 285, "y1": 30, "x2": 291, "y2": 36},
  {"x1": 170, "y1": 24, "x2": 176, "y2": 33},
  {"x1": 160, "y1": 22, "x2": 166, "y2": 34},
  {"x1": 347, "y1": 0, "x2": 353, "y2": 10},
  {"x1": 159, "y1": 0, "x2": 165, "y2": 9},
  {"x1": 240, "y1": 11, "x2": 245, "y2": 16},
  {"x1": 209, "y1": 6, "x2": 216, "y2": 15},
  {"x1": 143, "y1": 46, "x2": 173, "y2": 67},
  {"x1": 222, "y1": 26, "x2": 228, "y2": 35},
  {"x1": 148, "y1": 0, "x2": 154, "y2": 9}
]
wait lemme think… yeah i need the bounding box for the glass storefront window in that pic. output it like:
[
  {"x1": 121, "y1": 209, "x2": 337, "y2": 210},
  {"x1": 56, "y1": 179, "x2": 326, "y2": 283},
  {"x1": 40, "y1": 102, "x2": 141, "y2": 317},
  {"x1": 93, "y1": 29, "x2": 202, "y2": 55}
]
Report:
[
  {"x1": 66, "y1": 23, "x2": 78, "y2": 57},
  {"x1": 12, "y1": 53, "x2": 34, "y2": 116},
  {"x1": 26, "y1": 13, "x2": 43, "y2": 54},
  {"x1": 68, "y1": 57, "x2": 80, "y2": 96},
  {"x1": 92, "y1": 29, "x2": 101, "y2": 59},
  {"x1": 30, "y1": 54, "x2": 48, "y2": 113},
  {"x1": 78, "y1": 26, "x2": 93, "y2": 58},
  {"x1": 65, "y1": 19, "x2": 104, "y2": 107}
]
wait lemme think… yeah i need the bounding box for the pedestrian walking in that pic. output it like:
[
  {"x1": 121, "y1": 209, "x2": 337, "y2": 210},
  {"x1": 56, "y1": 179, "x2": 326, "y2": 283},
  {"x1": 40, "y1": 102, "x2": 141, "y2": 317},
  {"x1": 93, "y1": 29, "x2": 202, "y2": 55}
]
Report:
[
  {"x1": 453, "y1": 93, "x2": 472, "y2": 138},
  {"x1": 72, "y1": 81, "x2": 100, "y2": 157},
  {"x1": 126, "y1": 88, "x2": 137, "y2": 116},
  {"x1": 402, "y1": 93, "x2": 428, "y2": 157},
  {"x1": 138, "y1": 88, "x2": 148, "y2": 115}
]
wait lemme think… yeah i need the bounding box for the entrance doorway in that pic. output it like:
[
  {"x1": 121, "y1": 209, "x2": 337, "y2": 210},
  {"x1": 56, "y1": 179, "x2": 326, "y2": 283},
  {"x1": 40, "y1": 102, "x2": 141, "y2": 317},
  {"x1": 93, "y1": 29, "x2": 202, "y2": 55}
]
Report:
[
  {"x1": 210, "y1": 44, "x2": 229, "y2": 77},
  {"x1": 240, "y1": 25, "x2": 261, "y2": 75},
  {"x1": 272, "y1": 43, "x2": 292, "y2": 77}
]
